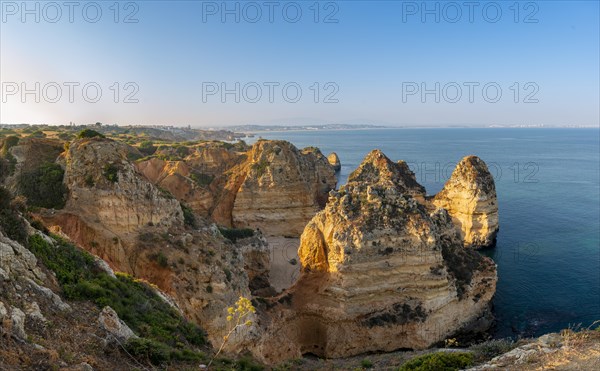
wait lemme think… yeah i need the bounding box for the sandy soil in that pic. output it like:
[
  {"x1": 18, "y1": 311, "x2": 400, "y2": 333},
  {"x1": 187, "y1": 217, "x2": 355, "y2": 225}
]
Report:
[{"x1": 266, "y1": 236, "x2": 301, "y2": 292}]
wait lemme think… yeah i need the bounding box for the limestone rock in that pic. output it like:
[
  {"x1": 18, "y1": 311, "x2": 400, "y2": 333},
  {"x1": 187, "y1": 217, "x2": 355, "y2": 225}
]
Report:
[
  {"x1": 26, "y1": 278, "x2": 71, "y2": 312},
  {"x1": 0, "y1": 232, "x2": 45, "y2": 282},
  {"x1": 0, "y1": 301, "x2": 7, "y2": 320},
  {"x1": 327, "y1": 152, "x2": 341, "y2": 172},
  {"x1": 98, "y1": 306, "x2": 137, "y2": 342},
  {"x1": 254, "y1": 150, "x2": 497, "y2": 363},
  {"x1": 232, "y1": 141, "x2": 337, "y2": 236},
  {"x1": 468, "y1": 333, "x2": 563, "y2": 370},
  {"x1": 63, "y1": 137, "x2": 184, "y2": 235},
  {"x1": 25, "y1": 301, "x2": 47, "y2": 323},
  {"x1": 433, "y1": 155, "x2": 499, "y2": 248},
  {"x1": 137, "y1": 140, "x2": 337, "y2": 237},
  {"x1": 10, "y1": 306, "x2": 27, "y2": 340}
]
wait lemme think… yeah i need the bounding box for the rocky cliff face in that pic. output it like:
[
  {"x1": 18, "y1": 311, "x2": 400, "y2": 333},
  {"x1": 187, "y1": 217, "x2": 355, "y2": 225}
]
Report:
[
  {"x1": 232, "y1": 141, "x2": 337, "y2": 236},
  {"x1": 432, "y1": 156, "x2": 499, "y2": 248},
  {"x1": 136, "y1": 140, "x2": 337, "y2": 237},
  {"x1": 0, "y1": 230, "x2": 132, "y2": 369},
  {"x1": 63, "y1": 138, "x2": 183, "y2": 236},
  {"x1": 38, "y1": 137, "x2": 262, "y2": 350},
  {"x1": 252, "y1": 150, "x2": 497, "y2": 363}
]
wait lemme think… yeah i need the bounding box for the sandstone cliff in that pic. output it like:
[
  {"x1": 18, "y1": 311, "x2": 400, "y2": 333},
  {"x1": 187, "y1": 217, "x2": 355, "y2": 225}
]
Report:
[
  {"x1": 252, "y1": 150, "x2": 497, "y2": 363},
  {"x1": 232, "y1": 142, "x2": 337, "y2": 236},
  {"x1": 136, "y1": 140, "x2": 337, "y2": 237},
  {"x1": 432, "y1": 155, "x2": 499, "y2": 248},
  {"x1": 38, "y1": 137, "x2": 262, "y2": 350}
]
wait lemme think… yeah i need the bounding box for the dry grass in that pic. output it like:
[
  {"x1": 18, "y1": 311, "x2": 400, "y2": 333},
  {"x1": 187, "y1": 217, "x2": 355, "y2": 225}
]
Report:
[{"x1": 530, "y1": 322, "x2": 600, "y2": 370}]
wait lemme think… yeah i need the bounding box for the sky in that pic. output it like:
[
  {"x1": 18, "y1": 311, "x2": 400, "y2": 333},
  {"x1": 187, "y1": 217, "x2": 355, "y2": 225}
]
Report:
[{"x1": 1, "y1": 0, "x2": 599, "y2": 127}]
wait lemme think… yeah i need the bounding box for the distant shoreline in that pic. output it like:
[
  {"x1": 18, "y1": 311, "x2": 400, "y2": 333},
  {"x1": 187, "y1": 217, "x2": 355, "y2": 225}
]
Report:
[{"x1": 241, "y1": 126, "x2": 600, "y2": 135}]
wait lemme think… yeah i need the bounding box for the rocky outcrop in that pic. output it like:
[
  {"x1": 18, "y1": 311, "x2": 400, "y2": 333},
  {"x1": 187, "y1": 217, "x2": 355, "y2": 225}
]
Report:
[
  {"x1": 232, "y1": 141, "x2": 337, "y2": 236},
  {"x1": 327, "y1": 152, "x2": 341, "y2": 172},
  {"x1": 252, "y1": 150, "x2": 497, "y2": 363},
  {"x1": 136, "y1": 140, "x2": 337, "y2": 237},
  {"x1": 98, "y1": 306, "x2": 137, "y2": 342},
  {"x1": 37, "y1": 137, "x2": 257, "y2": 350},
  {"x1": 432, "y1": 156, "x2": 498, "y2": 248},
  {"x1": 63, "y1": 138, "x2": 183, "y2": 236}
]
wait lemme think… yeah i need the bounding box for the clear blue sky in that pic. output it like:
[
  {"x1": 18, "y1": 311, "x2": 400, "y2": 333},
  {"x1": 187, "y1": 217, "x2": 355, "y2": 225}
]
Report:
[{"x1": 1, "y1": 0, "x2": 598, "y2": 127}]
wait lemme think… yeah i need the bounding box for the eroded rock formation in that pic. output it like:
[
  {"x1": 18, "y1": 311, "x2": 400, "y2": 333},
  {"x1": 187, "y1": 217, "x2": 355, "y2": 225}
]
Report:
[
  {"x1": 232, "y1": 142, "x2": 337, "y2": 236},
  {"x1": 136, "y1": 140, "x2": 337, "y2": 236},
  {"x1": 327, "y1": 152, "x2": 341, "y2": 172},
  {"x1": 39, "y1": 137, "x2": 262, "y2": 350},
  {"x1": 252, "y1": 150, "x2": 497, "y2": 363},
  {"x1": 432, "y1": 155, "x2": 499, "y2": 248}
]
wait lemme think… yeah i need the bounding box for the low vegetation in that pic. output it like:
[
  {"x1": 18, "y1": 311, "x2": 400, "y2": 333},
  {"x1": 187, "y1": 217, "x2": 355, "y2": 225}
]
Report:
[
  {"x1": 468, "y1": 338, "x2": 517, "y2": 363},
  {"x1": 0, "y1": 135, "x2": 19, "y2": 178},
  {"x1": 77, "y1": 129, "x2": 105, "y2": 139},
  {"x1": 398, "y1": 351, "x2": 474, "y2": 371},
  {"x1": 17, "y1": 162, "x2": 67, "y2": 209},
  {"x1": 103, "y1": 163, "x2": 119, "y2": 183},
  {"x1": 181, "y1": 203, "x2": 197, "y2": 228},
  {"x1": 190, "y1": 170, "x2": 214, "y2": 187},
  {"x1": 27, "y1": 234, "x2": 206, "y2": 365},
  {"x1": 218, "y1": 226, "x2": 254, "y2": 242},
  {"x1": 0, "y1": 186, "x2": 28, "y2": 243}
]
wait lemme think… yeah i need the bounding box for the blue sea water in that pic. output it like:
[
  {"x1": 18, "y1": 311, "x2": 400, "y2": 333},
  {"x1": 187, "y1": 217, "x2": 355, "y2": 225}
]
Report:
[{"x1": 249, "y1": 128, "x2": 600, "y2": 339}]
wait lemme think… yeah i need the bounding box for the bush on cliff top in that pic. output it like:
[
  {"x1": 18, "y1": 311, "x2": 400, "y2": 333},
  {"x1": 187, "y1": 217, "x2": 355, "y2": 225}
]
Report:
[{"x1": 77, "y1": 129, "x2": 105, "y2": 139}]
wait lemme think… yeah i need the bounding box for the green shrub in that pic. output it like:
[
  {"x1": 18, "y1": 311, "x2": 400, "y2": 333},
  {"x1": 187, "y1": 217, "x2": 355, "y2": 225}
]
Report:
[
  {"x1": 0, "y1": 136, "x2": 19, "y2": 177},
  {"x1": 17, "y1": 162, "x2": 67, "y2": 209},
  {"x1": 57, "y1": 132, "x2": 72, "y2": 141},
  {"x1": 469, "y1": 339, "x2": 516, "y2": 363},
  {"x1": 29, "y1": 130, "x2": 46, "y2": 138},
  {"x1": 0, "y1": 187, "x2": 27, "y2": 243},
  {"x1": 77, "y1": 129, "x2": 105, "y2": 139},
  {"x1": 150, "y1": 251, "x2": 169, "y2": 268},
  {"x1": 251, "y1": 159, "x2": 269, "y2": 177},
  {"x1": 181, "y1": 203, "x2": 196, "y2": 228},
  {"x1": 26, "y1": 234, "x2": 207, "y2": 365},
  {"x1": 218, "y1": 227, "x2": 254, "y2": 242},
  {"x1": 139, "y1": 140, "x2": 157, "y2": 156},
  {"x1": 398, "y1": 352, "x2": 474, "y2": 371},
  {"x1": 103, "y1": 163, "x2": 119, "y2": 183},
  {"x1": 124, "y1": 337, "x2": 171, "y2": 365},
  {"x1": 1, "y1": 135, "x2": 20, "y2": 152},
  {"x1": 361, "y1": 358, "x2": 373, "y2": 368},
  {"x1": 175, "y1": 145, "x2": 190, "y2": 158},
  {"x1": 190, "y1": 171, "x2": 214, "y2": 187}
]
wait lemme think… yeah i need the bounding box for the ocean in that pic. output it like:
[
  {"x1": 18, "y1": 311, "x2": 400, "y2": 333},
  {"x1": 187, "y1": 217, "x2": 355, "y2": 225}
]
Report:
[{"x1": 248, "y1": 128, "x2": 600, "y2": 339}]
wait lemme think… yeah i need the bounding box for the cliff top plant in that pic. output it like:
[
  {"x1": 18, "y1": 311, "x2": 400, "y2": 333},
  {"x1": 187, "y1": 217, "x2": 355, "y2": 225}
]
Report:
[{"x1": 77, "y1": 129, "x2": 105, "y2": 139}]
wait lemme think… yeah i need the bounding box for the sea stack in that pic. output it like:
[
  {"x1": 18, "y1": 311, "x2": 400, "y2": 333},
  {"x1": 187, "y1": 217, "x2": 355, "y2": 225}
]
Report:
[
  {"x1": 254, "y1": 150, "x2": 497, "y2": 363},
  {"x1": 433, "y1": 155, "x2": 499, "y2": 248},
  {"x1": 327, "y1": 152, "x2": 341, "y2": 172}
]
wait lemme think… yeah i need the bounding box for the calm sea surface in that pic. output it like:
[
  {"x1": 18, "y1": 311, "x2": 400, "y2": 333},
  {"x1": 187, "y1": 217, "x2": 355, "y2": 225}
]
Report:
[{"x1": 249, "y1": 128, "x2": 600, "y2": 338}]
